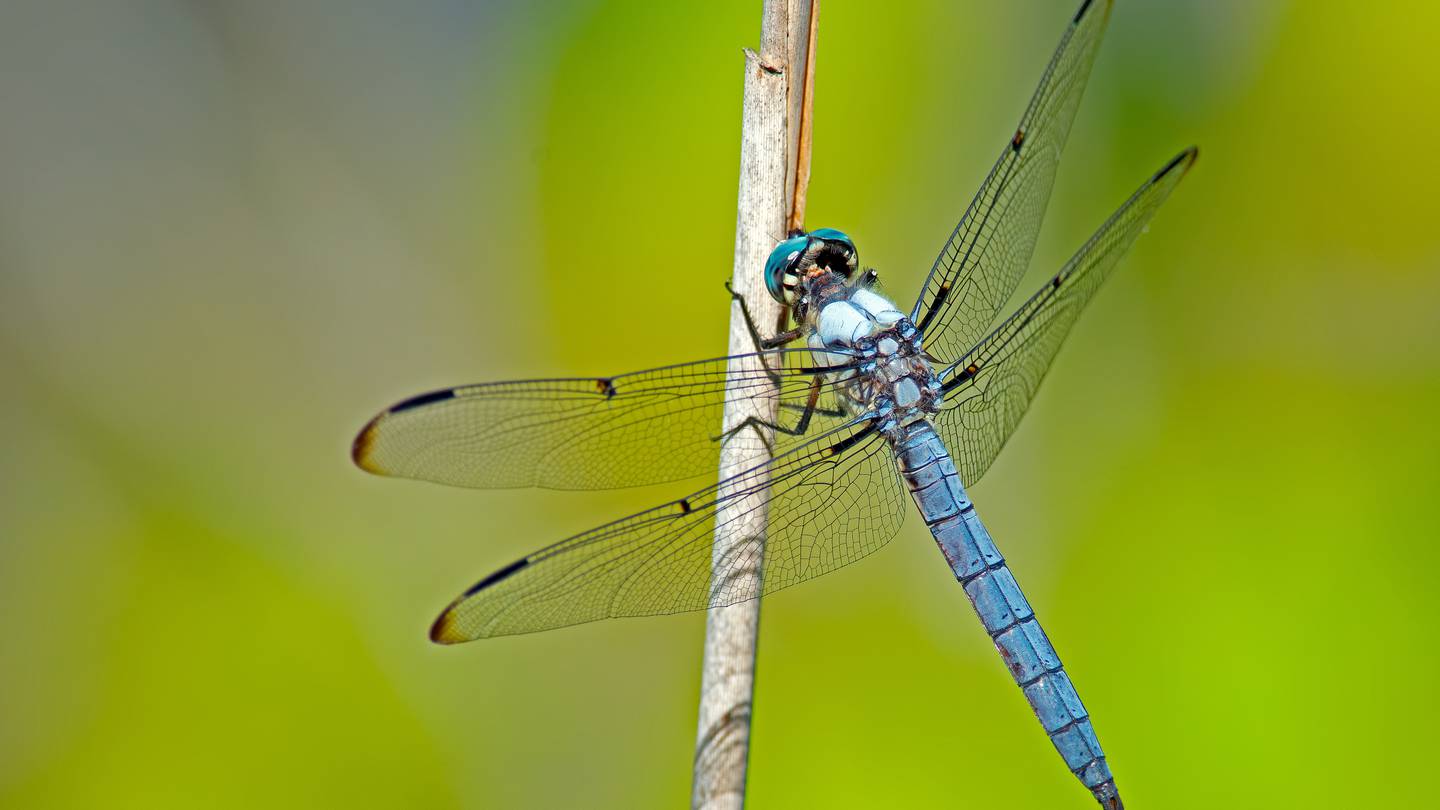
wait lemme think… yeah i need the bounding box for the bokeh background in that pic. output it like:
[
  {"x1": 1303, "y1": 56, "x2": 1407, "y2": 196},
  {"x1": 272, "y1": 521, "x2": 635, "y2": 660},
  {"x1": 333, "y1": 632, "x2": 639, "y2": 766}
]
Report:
[{"x1": 3, "y1": 1, "x2": 1437, "y2": 808}]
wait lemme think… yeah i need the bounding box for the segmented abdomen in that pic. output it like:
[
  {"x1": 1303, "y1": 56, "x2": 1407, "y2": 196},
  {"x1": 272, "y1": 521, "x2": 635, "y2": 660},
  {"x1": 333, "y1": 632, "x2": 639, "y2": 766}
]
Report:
[{"x1": 893, "y1": 420, "x2": 1122, "y2": 809}]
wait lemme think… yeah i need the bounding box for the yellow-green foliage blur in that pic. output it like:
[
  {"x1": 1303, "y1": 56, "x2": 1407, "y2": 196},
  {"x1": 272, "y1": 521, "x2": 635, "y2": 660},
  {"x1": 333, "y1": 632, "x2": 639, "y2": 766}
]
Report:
[{"x1": 2, "y1": 1, "x2": 1436, "y2": 808}]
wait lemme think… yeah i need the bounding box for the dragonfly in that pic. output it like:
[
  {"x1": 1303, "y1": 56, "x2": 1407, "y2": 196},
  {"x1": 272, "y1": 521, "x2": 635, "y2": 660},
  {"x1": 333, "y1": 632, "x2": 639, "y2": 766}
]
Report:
[{"x1": 352, "y1": 1, "x2": 1192, "y2": 807}]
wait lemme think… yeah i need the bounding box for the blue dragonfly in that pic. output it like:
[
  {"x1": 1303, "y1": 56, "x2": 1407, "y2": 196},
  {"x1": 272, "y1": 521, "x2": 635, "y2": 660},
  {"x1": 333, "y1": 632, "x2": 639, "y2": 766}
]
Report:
[{"x1": 353, "y1": 1, "x2": 1192, "y2": 806}]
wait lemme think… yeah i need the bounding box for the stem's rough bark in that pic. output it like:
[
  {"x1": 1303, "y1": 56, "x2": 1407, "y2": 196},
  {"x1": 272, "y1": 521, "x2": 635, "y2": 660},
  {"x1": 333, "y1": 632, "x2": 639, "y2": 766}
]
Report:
[{"x1": 692, "y1": 3, "x2": 816, "y2": 809}]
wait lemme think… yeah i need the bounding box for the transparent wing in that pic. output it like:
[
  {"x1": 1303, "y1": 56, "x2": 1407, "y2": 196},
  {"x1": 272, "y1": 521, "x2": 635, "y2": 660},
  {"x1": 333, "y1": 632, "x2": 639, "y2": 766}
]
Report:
[
  {"x1": 936, "y1": 147, "x2": 1197, "y2": 484},
  {"x1": 911, "y1": 0, "x2": 1111, "y2": 365},
  {"x1": 352, "y1": 348, "x2": 856, "y2": 491},
  {"x1": 430, "y1": 419, "x2": 907, "y2": 640}
]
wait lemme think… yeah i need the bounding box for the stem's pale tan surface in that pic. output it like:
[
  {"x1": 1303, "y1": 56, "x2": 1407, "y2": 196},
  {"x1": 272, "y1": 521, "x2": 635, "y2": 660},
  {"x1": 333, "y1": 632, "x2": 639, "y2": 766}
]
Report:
[
  {"x1": 692, "y1": 3, "x2": 816, "y2": 809},
  {"x1": 787, "y1": 3, "x2": 818, "y2": 234}
]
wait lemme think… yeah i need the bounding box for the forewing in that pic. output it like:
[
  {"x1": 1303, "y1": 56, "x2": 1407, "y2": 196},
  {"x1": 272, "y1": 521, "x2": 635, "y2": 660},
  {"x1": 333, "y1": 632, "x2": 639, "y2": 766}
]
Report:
[
  {"x1": 430, "y1": 419, "x2": 907, "y2": 640},
  {"x1": 911, "y1": 0, "x2": 1112, "y2": 364},
  {"x1": 352, "y1": 348, "x2": 854, "y2": 491},
  {"x1": 937, "y1": 147, "x2": 1197, "y2": 485}
]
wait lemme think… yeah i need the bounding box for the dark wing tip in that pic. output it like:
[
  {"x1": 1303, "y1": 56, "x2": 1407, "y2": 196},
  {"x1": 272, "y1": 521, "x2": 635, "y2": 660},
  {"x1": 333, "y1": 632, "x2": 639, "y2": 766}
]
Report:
[
  {"x1": 429, "y1": 605, "x2": 467, "y2": 645},
  {"x1": 351, "y1": 414, "x2": 385, "y2": 473},
  {"x1": 428, "y1": 558, "x2": 532, "y2": 644},
  {"x1": 352, "y1": 388, "x2": 459, "y2": 474},
  {"x1": 1155, "y1": 146, "x2": 1200, "y2": 182},
  {"x1": 1074, "y1": 0, "x2": 1114, "y2": 24}
]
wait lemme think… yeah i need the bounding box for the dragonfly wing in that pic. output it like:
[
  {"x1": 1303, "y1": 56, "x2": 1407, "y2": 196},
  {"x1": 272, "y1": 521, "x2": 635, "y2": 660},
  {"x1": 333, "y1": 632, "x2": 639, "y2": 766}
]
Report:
[
  {"x1": 911, "y1": 0, "x2": 1112, "y2": 365},
  {"x1": 430, "y1": 418, "x2": 907, "y2": 640},
  {"x1": 936, "y1": 147, "x2": 1197, "y2": 485},
  {"x1": 352, "y1": 348, "x2": 855, "y2": 491}
]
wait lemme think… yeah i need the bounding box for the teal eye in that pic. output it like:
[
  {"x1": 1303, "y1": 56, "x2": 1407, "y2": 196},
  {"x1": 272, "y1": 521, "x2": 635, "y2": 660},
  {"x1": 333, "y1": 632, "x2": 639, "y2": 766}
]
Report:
[
  {"x1": 809, "y1": 228, "x2": 858, "y2": 273},
  {"x1": 808, "y1": 227, "x2": 852, "y2": 247},
  {"x1": 764, "y1": 235, "x2": 809, "y2": 303}
]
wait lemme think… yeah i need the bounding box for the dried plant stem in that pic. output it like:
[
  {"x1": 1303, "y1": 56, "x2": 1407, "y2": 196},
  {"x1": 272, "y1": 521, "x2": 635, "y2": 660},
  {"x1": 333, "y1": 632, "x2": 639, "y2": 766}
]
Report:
[{"x1": 691, "y1": 3, "x2": 817, "y2": 809}]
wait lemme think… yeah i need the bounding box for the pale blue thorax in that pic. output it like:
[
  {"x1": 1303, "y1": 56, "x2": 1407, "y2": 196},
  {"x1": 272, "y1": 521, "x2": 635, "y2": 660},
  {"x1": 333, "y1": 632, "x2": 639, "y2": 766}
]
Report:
[{"x1": 805, "y1": 286, "x2": 935, "y2": 420}]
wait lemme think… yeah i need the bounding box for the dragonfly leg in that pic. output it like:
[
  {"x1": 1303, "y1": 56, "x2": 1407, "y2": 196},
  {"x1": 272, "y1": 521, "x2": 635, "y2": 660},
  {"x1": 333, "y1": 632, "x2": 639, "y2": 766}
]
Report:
[
  {"x1": 726, "y1": 280, "x2": 802, "y2": 350},
  {"x1": 714, "y1": 375, "x2": 828, "y2": 453},
  {"x1": 780, "y1": 400, "x2": 846, "y2": 419},
  {"x1": 725, "y1": 280, "x2": 806, "y2": 389}
]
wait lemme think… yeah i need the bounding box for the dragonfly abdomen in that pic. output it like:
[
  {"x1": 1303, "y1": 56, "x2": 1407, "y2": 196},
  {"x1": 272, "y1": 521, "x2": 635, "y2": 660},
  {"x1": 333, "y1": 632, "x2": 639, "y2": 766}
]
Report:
[{"x1": 893, "y1": 421, "x2": 1123, "y2": 809}]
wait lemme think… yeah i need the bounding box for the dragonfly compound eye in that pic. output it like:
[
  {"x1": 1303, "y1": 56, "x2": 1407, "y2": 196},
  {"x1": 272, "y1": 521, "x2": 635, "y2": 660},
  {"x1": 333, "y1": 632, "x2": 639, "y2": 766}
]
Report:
[
  {"x1": 764, "y1": 235, "x2": 810, "y2": 304},
  {"x1": 808, "y1": 227, "x2": 859, "y2": 277}
]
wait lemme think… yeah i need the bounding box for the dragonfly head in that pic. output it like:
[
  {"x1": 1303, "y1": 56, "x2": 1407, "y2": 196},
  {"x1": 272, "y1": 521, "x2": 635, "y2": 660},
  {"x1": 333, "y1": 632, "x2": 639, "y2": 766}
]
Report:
[{"x1": 763, "y1": 228, "x2": 859, "y2": 307}]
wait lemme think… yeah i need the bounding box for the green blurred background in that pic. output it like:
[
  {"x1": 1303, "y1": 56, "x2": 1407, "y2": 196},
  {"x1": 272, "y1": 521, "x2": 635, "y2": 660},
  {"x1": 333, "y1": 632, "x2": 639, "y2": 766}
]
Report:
[{"x1": 2, "y1": 1, "x2": 1437, "y2": 807}]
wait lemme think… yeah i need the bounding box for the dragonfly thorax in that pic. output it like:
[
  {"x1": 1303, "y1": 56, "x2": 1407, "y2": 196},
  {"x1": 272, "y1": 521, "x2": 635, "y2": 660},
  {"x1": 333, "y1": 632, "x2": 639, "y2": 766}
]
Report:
[{"x1": 805, "y1": 285, "x2": 943, "y2": 439}]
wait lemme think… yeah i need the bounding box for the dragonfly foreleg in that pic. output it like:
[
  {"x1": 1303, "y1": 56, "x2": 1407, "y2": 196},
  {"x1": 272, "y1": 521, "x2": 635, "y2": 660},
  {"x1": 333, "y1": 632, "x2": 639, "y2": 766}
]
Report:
[
  {"x1": 713, "y1": 374, "x2": 826, "y2": 454},
  {"x1": 726, "y1": 280, "x2": 802, "y2": 351},
  {"x1": 780, "y1": 400, "x2": 846, "y2": 419},
  {"x1": 724, "y1": 280, "x2": 806, "y2": 389}
]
